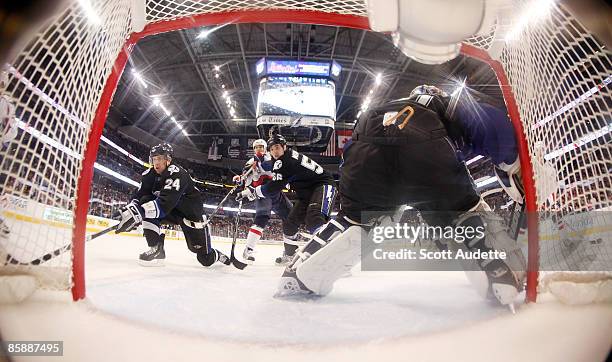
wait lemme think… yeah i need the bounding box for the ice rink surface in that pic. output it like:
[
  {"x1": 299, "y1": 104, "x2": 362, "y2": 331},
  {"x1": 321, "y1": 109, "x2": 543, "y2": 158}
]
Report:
[{"x1": 1, "y1": 233, "x2": 611, "y2": 361}]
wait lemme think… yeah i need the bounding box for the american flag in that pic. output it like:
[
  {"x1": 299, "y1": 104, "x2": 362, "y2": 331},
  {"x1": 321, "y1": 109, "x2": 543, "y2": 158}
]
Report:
[{"x1": 322, "y1": 130, "x2": 336, "y2": 156}]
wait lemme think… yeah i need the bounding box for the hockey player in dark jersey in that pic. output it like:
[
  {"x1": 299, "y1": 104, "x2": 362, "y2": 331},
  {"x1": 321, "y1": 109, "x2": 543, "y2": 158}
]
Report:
[
  {"x1": 232, "y1": 139, "x2": 292, "y2": 264},
  {"x1": 236, "y1": 134, "x2": 337, "y2": 265},
  {"x1": 276, "y1": 88, "x2": 527, "y2": 308},
  {"x1": 115, "y1": 143, "x2": 230, "y2": 267}
]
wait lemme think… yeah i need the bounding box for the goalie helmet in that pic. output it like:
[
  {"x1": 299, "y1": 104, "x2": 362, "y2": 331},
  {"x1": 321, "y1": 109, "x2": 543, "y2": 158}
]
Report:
[
  {"x1": 409, "y1": 84, "x2": 449, "y2": 98},
  {"x1": 252, "y1": 139, "x2": 267, "y2": 151},
  {"x1": 150, "y1": 142, "x2": 173, "y2": 160},
  {"x1": 267, "y1": 134, "x2": 287, "y2": 150}
]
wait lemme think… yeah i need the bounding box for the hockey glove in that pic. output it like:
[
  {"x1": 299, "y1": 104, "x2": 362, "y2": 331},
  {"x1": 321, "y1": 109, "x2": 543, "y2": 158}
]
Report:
[
  {"x1": 236, "y1": 186, "x2": 257, "y2": 201},
  {"x1": 115, "y1": 201, "x2": 143, "y2": 233}
]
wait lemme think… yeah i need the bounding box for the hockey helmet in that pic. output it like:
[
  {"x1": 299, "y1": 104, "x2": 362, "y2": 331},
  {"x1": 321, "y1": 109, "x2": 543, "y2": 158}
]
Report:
[
  {"x1": 150, "y1": 142, "x2": 173, "y2": 160},
  {"x1": 252, "y1": 138, "x2": 267, "y2": 151},
  {"x1": 267, "y1": 134, "x2": 287, "y2": 150},
  {"x1": 409, "y1": 84, "x2": 448, "y2": 98}
]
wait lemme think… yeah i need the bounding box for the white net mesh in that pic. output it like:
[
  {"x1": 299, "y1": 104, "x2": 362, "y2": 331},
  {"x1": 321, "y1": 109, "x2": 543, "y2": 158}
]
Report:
[
  {"x1": 1, "y1": 0, "x2": 133, "y2": 290},
  {"x1": 0, "y1": 0, "x2": 609, "y2": 299},
  {"x1": 496, "y1": 2, "x2": 611, "y2": 278}
]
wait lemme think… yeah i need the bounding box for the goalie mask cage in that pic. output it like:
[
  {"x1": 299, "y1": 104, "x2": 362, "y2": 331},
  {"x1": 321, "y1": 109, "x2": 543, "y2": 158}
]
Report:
[{"x1": 0, "y1": 0, "x2": 610, "y2": 302}]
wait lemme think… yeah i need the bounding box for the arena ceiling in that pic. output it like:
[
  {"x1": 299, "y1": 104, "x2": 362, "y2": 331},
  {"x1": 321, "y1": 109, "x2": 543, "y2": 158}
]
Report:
[{"x1": 108, "y1": 22, "x2": 505, "y2": 153}]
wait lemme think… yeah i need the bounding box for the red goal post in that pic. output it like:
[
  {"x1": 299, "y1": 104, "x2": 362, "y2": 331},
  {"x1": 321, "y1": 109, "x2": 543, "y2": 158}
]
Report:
[{"x1": 1, "y1": 0, "x2": 609, "y2": 303}]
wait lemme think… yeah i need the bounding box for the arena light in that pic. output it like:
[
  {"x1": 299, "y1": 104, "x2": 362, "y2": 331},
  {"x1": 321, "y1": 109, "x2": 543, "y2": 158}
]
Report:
[
  {"x1": 375, "y1": 73, "x2": 382, "y2": 86},
  {"x1": 531, "y1": 75, "x2": 611, "y2": 130},
  {"x1": 100, "y1": 135, "x2": 147, "y2": 166},
  {"x1": 214, "y1": 65, "x2": 220, "y2": 71},
  {"x1": 505, "y1": 0, "x2": 555, "y2": 42},
  {"x1": 93, "y1": 163, "x2": 140, "y2": 187},
  {"x1": 16, "y1": 120, "x2": 81, "y2": 159},
  {"x1": 197, "y1": 23, "x2": 230, "y2": 39},
  {"x1": 159, "y1": 103, "x2": 171, "y2": 116},
  {"x1": 7, "y1": 65, "x2": 149, "y2": 167},
  {"x1": 78, "y1": 0, "x2": 102, "y2": 25},
  {"x1": 452, "y1": 78, "x2": 466, "y2": 96},
  {"x1": 17, "y1": 120, "x2": 142, "y2": 186},
  {"x1": 131, "y1": 69, "x2": 148, "y2": 89},
  {"x1": 544, "y1": 124, "x2": 612, "y2": 161},
  {"x1": 152, "y1": 97, "x2": 160, "y2": 106}
]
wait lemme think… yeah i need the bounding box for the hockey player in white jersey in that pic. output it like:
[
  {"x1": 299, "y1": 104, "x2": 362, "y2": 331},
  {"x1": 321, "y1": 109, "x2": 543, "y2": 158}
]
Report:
[
  {"x1": 276, "y1": 87, "x2": 527, "y2": 308},
  {"x1": 233, "y1": 139, "x2": 292, "y2": 264}
]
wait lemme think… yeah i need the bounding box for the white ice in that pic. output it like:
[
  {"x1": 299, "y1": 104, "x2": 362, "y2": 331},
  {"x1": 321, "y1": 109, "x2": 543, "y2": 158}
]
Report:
[{"x1": 1, "y1": 233, "x2": 611, "y2": 361}]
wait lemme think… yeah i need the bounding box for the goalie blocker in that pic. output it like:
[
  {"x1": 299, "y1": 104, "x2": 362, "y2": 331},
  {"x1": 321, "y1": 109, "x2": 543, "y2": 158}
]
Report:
[{"x1": 276, "y1": 96, "x2": 527, "y2": 307}]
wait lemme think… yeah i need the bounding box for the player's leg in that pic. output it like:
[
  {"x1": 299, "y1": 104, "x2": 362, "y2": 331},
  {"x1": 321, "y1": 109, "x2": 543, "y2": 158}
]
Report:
[
  {"x1": 139, "y1": 218, "x2": 166, "y2": 266},
  {"x1": 277, "y1": 199, "x2": 307, "y2": 265},
  {"x1": 239, "y1": 198, "x2": 273, "y2": 264},
  {"x1": 304, "y1": 184, "x2": 337, "y2": 233},
  {"x1": 178, "y1": 214, "x2": 230, "y2": 267}
]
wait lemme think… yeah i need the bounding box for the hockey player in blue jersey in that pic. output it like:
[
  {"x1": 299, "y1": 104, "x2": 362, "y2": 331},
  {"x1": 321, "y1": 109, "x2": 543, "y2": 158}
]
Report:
[
  {"x1": 410, "y1": 84, "x2": 524, "y2": 204},
  {"x1": 276, "y1": 85, "x2": 527, "y2": 309}
]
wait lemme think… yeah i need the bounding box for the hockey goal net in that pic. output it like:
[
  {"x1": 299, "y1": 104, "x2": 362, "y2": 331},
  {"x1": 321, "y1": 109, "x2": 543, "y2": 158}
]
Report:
[{"x1": 0, "y1": 0, "x2": 610, "y2": 302}]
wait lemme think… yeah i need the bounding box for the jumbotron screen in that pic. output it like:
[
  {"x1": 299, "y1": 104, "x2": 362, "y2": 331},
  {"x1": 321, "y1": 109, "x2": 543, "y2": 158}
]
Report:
[{"x1": 256, "y1": 76, "x2": 336, "y2": 120}]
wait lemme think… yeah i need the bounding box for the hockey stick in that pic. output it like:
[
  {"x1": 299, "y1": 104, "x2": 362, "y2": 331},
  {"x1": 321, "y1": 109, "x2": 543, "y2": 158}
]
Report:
[
  {"x1": 5, "y1": 224, "x2": 118, "y2": 266},
  {"x1": 203, "y1": 186, "x2": 238, "y2": 227},
  {"x1": 203, "y1": 166, "x2": 254, "y2": 227},
  {"x1": 229, "y1": 199, "x2": 248, "y2": 270}
]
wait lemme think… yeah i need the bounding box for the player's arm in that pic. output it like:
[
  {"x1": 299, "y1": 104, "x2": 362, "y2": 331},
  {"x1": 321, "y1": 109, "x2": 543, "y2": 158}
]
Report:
[
  {"x1": 257, "y1": 178, "x2": 288, "y2": 198},
  {"x1": 142, "y1": 169, "x2": 189, "y2": 218}
]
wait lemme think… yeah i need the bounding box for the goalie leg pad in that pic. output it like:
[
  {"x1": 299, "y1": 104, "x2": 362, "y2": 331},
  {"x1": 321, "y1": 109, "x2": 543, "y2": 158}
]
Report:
[
  {"x1": 295, "y1": 224, "x2": 363, "y2": 296},
  {"x1": 276, "y1": 216, "x2": 362, "y2": 297},
  {"x1": 451, "y1": 206, "x2": 527, "y2": 305}
]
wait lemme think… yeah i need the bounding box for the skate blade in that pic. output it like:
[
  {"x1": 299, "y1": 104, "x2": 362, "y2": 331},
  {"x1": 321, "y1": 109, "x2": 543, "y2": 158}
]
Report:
[
  {"x1": 138, "y1": 259, "x2": 165, "y2": 267},
  {"x1": 508, "y1": 303, "x2": 516, "y2": 314}
]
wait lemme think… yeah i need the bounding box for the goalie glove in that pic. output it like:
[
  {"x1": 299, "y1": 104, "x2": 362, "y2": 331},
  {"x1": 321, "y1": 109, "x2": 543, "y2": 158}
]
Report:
[
  {"x1": 236, "y1": 186, "x2": 257, "y2": 202},
  {"x1": 115, "y1": 201, "x2": 143, "y2": 233}
]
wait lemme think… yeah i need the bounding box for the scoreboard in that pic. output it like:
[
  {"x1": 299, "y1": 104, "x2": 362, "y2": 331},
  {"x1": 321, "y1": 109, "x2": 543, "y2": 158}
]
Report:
[{"x1": 255, "y1": 58, "x2": 342, "y2": 152}]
